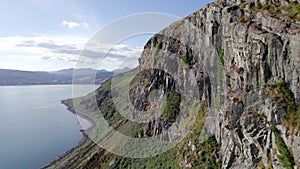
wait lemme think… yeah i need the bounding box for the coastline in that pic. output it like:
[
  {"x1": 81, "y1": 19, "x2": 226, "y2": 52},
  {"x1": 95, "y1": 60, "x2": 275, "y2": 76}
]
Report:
[{"x1": 41, "y1": 100, "x2": 96, "y2": 169}]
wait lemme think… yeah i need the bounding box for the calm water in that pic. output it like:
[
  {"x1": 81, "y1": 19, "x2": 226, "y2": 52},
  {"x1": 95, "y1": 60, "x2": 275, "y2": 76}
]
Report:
[{"x1": 0, "y1": 85, "x2": 97, "y2": 169}]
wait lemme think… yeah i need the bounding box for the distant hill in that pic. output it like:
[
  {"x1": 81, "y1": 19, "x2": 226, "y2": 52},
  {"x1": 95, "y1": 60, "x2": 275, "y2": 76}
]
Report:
[
  {"x1": 113, "y1": 67, "x2": 131, "y2": 74},
  {"x1": 0, "y1": 67, "x2": 131, "y2": 85}
]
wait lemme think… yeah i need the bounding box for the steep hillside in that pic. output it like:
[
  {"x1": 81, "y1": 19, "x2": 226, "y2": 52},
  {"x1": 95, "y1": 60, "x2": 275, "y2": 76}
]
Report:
[{"x1": 47, "y1": 0, "x2": 300, "y2": 168}]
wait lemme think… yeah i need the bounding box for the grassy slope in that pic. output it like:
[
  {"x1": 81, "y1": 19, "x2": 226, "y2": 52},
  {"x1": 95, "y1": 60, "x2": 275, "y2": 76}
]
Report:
[{"x1": 46, "y1": 67, "x2": 221, "y2": 169}]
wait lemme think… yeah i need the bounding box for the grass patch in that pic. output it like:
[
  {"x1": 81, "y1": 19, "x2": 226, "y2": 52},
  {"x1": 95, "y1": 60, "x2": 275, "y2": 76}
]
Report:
[
  {"x1": 214, "y1": 55, "x2": 224, "y2": 109},
  {"x1": 266, "y1": 81, "x2": 300, "y2": 134},
  {"x1": 110, "y1": 148, "x2": 180, "y2": 169},
  {"x1": 178, "y1": 102, "x2": 221, "y2": 168},
  {"x1": 91, "y1": 69, "x2": 145, "y2": 137},
  {"x1": 193, "y1": 101, "x2": 207, "y2": 136},
  {"x1": 271, "y1": 126, "x2": 295, "y2": 169},
  {"x1": 118, "y1": 120, "x2": 144, "y2": 138},
  {"x1": 181, "y1": 55, "x2": 192, "y2": 66},
  {"x1": 219, "y1": 49, "x2": 224, "y2": 66},
  {"x1": 249, "y1": 1, "x2": 300, "y2": 20},
  {"x1": 128, "y1": 72, "x2": 140, "y2": 103},
  {"x1": 152, "y1": 41, "x2": 163, "y2": 57}
]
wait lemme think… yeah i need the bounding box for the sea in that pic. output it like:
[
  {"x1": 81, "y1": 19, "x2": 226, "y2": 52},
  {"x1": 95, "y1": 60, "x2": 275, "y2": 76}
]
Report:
[{"x1": 0, "y1": 85, "x2": 97, "y2": 169}]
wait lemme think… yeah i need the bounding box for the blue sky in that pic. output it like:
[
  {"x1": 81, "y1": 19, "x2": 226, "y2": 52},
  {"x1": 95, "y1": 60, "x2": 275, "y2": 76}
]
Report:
[{"x1": 0, "y1": 0, "x2": 213, "y2": 71}]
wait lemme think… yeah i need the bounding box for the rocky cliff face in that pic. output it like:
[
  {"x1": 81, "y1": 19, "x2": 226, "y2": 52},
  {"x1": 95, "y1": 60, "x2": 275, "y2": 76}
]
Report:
[
  {"x1": 48, "y1": 1, "x2": 300, "y2": 169},
  {"x1": 130, "y1": 0, "x2": 300, "y2": 168}
]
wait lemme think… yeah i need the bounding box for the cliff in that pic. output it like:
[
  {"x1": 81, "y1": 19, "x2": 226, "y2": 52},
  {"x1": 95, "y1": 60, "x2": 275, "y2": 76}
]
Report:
[{"x1": 46, "y1": 0, "x2": 300, "y2": 168}]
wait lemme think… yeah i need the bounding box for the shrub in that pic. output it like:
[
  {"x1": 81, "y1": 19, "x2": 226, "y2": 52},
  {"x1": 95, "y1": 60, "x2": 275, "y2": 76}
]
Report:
[{"x1": 162, "y1": 90, "x2": 181, "y2": 121}]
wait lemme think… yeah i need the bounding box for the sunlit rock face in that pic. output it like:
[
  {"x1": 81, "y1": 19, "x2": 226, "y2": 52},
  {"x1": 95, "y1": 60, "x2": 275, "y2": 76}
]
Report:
[{"x1": 133, "y1": 0, "x2": 300, "y2": 168}]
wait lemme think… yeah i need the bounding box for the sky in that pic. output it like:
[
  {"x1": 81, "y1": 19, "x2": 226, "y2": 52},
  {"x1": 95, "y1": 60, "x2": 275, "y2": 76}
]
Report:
[{"x1": 0, "y1": 0, "x2": 213, "y2": 71}]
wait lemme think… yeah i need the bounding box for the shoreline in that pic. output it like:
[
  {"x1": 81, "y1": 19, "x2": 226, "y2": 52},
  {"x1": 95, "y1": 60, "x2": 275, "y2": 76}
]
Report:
[{"x1": 41, "y1": 100, "x2": 96, "y2": 169}]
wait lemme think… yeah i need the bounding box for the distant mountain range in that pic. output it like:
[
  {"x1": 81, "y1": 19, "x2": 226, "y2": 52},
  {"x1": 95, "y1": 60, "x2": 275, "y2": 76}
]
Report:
[{"x1": 0, "y1": 67, "x2": 131, "y2": 85}]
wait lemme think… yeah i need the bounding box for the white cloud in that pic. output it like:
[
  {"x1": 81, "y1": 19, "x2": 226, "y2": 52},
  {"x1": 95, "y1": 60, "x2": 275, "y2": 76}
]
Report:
[
  {"x1": 0, "y1": 35, "x2": 143, "y2": 71},
  {"x1": 62, "y1": 20, "x2": 90, "y2": 29},
  {"x1": 62, "y1": 20, "x2": 80, "y2": 29}
]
